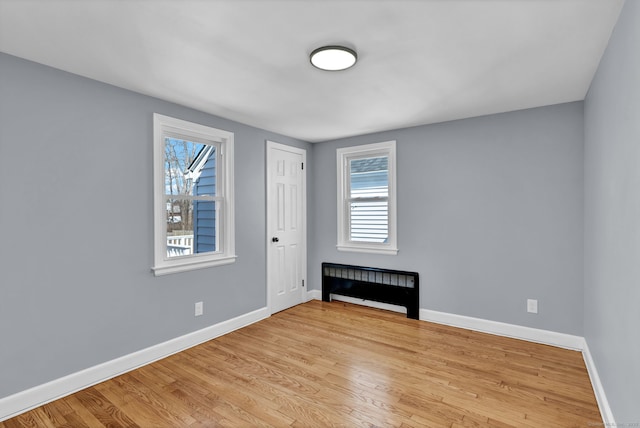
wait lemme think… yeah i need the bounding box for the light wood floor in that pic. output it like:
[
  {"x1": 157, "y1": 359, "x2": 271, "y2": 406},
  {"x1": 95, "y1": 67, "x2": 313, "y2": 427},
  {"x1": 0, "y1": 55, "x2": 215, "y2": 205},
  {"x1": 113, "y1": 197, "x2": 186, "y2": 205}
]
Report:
[{"x1": 1, "y1": 300, "x2": 601, "y2": 427}]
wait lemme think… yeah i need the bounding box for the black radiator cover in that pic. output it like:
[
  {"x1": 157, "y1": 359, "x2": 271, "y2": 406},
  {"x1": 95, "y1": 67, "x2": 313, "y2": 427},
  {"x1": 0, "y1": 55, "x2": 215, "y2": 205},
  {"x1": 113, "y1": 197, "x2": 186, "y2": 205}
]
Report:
[{"x1": 321, "y1": 262, "x2": 419, "y2": 319}]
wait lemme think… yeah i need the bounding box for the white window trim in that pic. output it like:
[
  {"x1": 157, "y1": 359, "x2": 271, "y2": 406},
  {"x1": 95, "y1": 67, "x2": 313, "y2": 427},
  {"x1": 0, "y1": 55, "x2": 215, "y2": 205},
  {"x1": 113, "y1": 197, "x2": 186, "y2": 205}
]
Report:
[
  {"x1": 152, "y1": 113, "x2": 236, "y2": 276},
  {"x1": 336, "y1": 140, "x2": 398, "y2": 255}
]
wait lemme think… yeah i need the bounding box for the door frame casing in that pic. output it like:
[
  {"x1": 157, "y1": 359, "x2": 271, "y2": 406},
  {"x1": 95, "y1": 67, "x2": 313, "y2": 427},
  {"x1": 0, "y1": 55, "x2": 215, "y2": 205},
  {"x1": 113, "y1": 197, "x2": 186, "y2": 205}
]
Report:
[{"x1": 266, "y1": 140, "x2": 307, "y2": 315}]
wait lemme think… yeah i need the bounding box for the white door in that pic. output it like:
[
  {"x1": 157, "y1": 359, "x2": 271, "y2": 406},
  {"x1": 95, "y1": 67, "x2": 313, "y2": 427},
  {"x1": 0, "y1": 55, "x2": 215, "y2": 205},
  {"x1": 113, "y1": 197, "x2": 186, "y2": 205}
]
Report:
[{"x1": 266, "y1": 141, "x2": 306, "y2": 314}]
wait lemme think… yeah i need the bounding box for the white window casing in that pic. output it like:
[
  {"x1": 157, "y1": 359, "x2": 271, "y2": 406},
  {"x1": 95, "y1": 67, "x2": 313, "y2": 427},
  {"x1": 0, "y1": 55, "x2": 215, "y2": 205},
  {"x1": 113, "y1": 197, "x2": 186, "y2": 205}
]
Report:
[
  {"x1": 336, "y1": 140, "x2": 398, "y2": 255},
  {"x1": 152, "y1": 114, "x2": 236, "y2": 276}
]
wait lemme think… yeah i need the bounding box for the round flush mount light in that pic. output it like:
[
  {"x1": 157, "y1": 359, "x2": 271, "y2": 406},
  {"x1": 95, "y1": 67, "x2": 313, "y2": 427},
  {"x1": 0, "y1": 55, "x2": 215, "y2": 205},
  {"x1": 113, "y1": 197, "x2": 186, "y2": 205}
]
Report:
[{"x1": 310, "y1": 46, "x2": 357, "y2": 71}]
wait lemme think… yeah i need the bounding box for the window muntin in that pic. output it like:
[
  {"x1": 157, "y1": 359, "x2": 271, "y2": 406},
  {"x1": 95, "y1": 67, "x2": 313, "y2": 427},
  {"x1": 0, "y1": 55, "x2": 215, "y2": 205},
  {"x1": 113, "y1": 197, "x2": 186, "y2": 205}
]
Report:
[
  {"x1": 337, "y1": 141, "x2": 397, "y2": 255},
  {"x1": 153, "y1": 114, "x2": 235, "y2": 275}
]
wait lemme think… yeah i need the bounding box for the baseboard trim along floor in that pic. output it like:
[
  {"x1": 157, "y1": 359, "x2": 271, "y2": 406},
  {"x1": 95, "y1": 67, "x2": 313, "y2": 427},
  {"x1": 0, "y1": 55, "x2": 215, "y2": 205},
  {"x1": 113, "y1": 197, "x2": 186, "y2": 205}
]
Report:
[
  {"x1": 0, "y1": 307, "x2": 269, "y2": 422},
  {"x1": 1, "y1": 294, "x2": 615, "y2": 425},
  {"x1": 419, "y1": 308, "x2": 584, "y2": 350},
  {"x1": 582, "y1": 340, "x2": 616, "y2": 425},
  {"x1": 315, "y1": 293, "x2": 615, "y2": 425}
]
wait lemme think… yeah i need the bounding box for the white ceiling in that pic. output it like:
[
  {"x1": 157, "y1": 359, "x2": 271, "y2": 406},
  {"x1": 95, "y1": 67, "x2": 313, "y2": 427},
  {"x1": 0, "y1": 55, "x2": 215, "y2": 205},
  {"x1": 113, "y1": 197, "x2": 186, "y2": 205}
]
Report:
[{"x1": 0, "y1": 0, "x2": 625, "y2": 142}]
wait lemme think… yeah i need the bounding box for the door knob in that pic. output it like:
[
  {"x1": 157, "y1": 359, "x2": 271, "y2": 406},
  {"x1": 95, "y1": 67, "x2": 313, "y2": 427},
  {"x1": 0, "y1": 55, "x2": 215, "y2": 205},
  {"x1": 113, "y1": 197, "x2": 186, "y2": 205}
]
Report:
[{"x1": 272, "y1": 237, "x2": 279, "y2": 243}]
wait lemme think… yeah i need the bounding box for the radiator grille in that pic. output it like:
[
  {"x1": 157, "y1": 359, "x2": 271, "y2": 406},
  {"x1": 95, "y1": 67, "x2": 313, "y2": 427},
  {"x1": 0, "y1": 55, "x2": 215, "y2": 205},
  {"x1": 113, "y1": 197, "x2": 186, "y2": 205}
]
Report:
[{"x1": 322, "y1": 262, "x2": 419, "y2": 319}]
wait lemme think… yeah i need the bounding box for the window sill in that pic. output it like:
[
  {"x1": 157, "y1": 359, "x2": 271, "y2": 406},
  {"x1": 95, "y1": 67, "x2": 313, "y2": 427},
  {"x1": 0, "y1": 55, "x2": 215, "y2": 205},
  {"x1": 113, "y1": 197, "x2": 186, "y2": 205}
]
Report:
[
  {"x1": 337, "y1": 245, "x2": 398, "y2": 256},
  {"x1": 152, "y1": 255, "x2": 237, "y2": 276}
]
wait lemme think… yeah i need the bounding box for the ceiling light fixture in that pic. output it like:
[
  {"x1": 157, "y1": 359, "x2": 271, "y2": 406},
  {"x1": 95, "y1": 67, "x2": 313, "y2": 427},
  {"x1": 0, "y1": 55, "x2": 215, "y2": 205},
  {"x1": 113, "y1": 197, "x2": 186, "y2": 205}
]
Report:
[{"x1": 310, "y1": 46, "x2": 357, "y2": 71}]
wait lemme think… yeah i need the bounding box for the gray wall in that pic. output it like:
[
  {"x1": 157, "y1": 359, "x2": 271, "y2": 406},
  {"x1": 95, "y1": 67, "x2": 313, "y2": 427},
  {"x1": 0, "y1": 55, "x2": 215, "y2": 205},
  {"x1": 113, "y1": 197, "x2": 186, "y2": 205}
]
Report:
[
  {"x1": 310, "y1": 103, "x2": 585, "y2": 335},
  {"x1": 584, "y1": 0, "x2": 640, "y2": 423},
  {"x1": 0, "y1": 53, "x2": 311, "y2": 398}
]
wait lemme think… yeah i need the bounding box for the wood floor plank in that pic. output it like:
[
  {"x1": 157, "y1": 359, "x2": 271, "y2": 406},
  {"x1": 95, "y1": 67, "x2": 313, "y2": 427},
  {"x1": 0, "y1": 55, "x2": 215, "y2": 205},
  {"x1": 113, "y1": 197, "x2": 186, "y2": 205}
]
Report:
[
  {"x1": 73, "y1": 386, "x2": 140, "y2": 427},
  {"x1": 0, "y1": 301, "x2": 602, "y2": 427}
]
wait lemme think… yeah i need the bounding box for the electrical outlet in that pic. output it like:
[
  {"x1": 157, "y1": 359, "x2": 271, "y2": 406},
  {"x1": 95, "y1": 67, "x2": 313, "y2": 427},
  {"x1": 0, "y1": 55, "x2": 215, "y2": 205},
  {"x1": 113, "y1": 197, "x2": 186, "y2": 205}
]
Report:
[
  {"x1": 195, "y1": 301, "x2": 204, "y2": 317},
  {"x1": 527, "y1": 299, "x2": 538, "y2": 314}
]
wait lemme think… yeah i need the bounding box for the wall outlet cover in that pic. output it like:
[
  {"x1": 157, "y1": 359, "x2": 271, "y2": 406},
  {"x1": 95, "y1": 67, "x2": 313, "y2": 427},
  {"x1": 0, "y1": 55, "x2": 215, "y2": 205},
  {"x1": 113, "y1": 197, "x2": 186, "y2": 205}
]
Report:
[
  {"x1": 195, "y1": 301, "x2": 204, "y2": 316},
  {"x1": 527, "y1": 299, "x2": 538, "y2": 314}
]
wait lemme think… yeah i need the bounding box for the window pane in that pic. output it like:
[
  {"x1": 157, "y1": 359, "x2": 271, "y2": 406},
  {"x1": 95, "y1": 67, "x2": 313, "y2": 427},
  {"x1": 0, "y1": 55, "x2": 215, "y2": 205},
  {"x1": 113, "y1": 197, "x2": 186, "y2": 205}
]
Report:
[
  {"x1": 193, "y1": 200, "x2": 218, "y2": 254},
  {"x1": 166, "y1": 198, "x2": 217, "y2": 258},
  {"x1": 165, "y1": 138, "x2": 216, "y2": 197},
  {"x1": 164, "y1": 138, "x2": 218, "y2": 258},
  {"x1": 350, "y1": 156, "x2": 388, "y2": 198},
  {"x1": 349, "y1": 199, "x2": 389, "y2": 242},
  {"x1": 349, "y1": 156, "x2": 389, "y2": 242},
  {"x1": 166, "y1": 197, "x2": 193, "y2": 258}
]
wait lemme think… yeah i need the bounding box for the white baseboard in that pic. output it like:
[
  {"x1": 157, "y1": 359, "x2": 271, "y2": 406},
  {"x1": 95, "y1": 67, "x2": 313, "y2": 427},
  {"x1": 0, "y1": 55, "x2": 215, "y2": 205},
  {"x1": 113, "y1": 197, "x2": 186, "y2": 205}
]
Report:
[
  {"x1": 420, "y1": 309, "x2": 615, "y2": 423},
  {"x1": 0, "y1": 306, "x2": 270, "y2": 422},
  {"x1": 306, "y1": 289, "x2": 321, "y2": 301},
  {"x1": 582, "y1": 340, "x2": 616, "y2": 426},
  {"x1": 420, "y1": 308, "x2": 585, "y2": 350},
  {"x1": 2, "y1": 297, "x2": 615, "y2": 426},
  {"x1": 306, "y1": 292, "x2": 613, "y2": 421},
  {"x1": 309, "y1": 292, "x2": 582, "y2": 349}
]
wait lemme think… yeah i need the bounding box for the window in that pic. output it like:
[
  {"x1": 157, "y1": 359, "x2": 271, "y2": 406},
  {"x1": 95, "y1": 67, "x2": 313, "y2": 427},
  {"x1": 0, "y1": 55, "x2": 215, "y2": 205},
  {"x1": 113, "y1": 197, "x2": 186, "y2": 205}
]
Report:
[
  {"x1": 152, "y1": 114, "x2": 235, "y2": 275},
  {"x1": 337, "y1": 141, "x2": 397, "y2": 255}
]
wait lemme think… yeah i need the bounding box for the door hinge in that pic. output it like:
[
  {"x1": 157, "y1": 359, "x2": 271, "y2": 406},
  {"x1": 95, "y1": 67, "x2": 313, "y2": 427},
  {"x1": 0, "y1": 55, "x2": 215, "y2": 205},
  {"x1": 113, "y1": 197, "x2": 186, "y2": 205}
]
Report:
[
  {"x1": 301, "y1": 162, "x2": 304, "y2": 170},
  {"x1": 302, "y1": 279, "x2": 305, "y2": 287}
]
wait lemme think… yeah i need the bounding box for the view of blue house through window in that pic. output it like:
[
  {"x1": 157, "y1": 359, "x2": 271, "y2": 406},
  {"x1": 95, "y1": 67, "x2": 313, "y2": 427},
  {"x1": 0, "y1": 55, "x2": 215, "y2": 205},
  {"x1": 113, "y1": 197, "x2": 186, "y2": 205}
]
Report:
[
  {"x1": 153, "y1": 114, "x2": 235, "y2": 276},
  {"x1": 349, "y1": 156, "x2": 389, "y2": 242},
  {"x1": 165, "y1": 138, "x2": 219, "y2": 258},
  {"x1": 337, "y1": 140, "x2": 397, "y2": 255}
]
